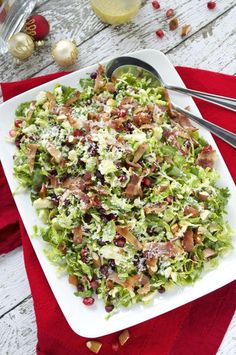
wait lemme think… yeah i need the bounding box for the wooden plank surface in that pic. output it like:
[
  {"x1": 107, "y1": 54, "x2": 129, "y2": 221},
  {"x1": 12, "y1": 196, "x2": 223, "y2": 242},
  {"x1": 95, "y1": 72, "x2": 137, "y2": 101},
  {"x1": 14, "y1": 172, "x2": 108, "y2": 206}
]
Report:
[
  {"x1": 168, "y1": 6, "x2": 236, "y2": 74},
  {"x1": 0, "y1": 0, "x2": 235, "y2": 81},
  {"x1": 0, "y1": 295, "x2": 37, "y2": 355},
  {"x1": 0, "y1": 247, "x2": 30, "y2": 317}
]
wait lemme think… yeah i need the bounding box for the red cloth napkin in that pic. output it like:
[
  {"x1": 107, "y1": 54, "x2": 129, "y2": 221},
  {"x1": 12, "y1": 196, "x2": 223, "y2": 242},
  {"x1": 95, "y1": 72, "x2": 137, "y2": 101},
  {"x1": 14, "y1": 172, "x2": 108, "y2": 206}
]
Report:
[{"x1": 1, "y1": 68, "x2": 236, "y2": 355}]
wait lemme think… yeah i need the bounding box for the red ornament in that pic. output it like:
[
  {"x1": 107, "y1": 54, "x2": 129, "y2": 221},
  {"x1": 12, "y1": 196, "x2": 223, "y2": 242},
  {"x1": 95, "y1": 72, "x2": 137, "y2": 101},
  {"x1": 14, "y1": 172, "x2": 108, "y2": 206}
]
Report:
[{"x1": 25, "y1": 14, "x2": 50, "y2": 41}]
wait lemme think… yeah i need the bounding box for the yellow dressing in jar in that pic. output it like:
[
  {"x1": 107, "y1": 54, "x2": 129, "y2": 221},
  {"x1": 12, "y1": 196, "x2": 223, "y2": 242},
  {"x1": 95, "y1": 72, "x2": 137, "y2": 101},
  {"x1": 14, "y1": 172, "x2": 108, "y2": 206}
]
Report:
[{"x1": 90, "y1": 0, "x2": 142, "y2": 25}]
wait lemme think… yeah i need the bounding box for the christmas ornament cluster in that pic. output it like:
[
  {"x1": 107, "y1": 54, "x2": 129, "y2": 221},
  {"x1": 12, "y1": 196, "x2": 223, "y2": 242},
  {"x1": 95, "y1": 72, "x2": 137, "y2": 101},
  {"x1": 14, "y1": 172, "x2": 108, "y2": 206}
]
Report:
[{"x1": 7, "y1": 14, "x2": 77, "y2": 67}]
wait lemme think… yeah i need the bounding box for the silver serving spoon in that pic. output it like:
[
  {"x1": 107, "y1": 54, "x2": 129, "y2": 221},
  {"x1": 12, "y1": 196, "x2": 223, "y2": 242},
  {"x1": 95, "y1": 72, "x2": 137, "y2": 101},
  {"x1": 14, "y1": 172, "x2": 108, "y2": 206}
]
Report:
[{"x1": 106, "y1": 56, "x2": 236, "y2": 148}]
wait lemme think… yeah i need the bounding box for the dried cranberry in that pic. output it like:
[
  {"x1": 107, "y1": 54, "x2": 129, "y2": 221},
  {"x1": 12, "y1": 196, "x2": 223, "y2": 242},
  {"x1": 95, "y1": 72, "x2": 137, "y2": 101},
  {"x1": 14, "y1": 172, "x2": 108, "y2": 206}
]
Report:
[
  {"x1": 113, "y1": 234, "x2": 126, "y2": 247},
  {"x1": 77, "y1": 158, "x2": 86, "y2": 168},
  {"x1": 63, "y1": 199, "x2": 70, "y2": 207},
  {"x1": 202, "y1": 144, "x2": 213, "y2": 153},
  {"x1": 106, "y1": 213, "x2": 117, "y2": 221},
  {"x1": 105, "y1": 304, "x2": 114, "y2": 313},
  {"x1": 95, "y1": 169, "x2": 103, "y2": 179},
  {"x1": 133, "y1": 254, "x2": 140, "y2": 266},
  {"x1": 118, "y1": 109, "x2": 127, "y2": 118},
  {"x1": 108, "y1": 259, "x2": 116, "y2": 269},
  {"x1": 156, "y1": 29, "x2": 164, "y2": 39},
  {"x1": 83, "y1": 297, "x2": 95, "y2": 306},
  {"x1": 166, "y1": 195, "x2": 174, "y2": 204},
  {"x1": 90, "y1": 72, "x2": 97, "y2": 79},
  {"x1": 51, "y1": 195, "x2": 59, "y2": 206},
  {"x1": 142, "y1": 177, "x2": 152, "y2": 187},
  {"x1": 152, "y1": 1, "x2": 160, "y2": 9},
  {"x1": 147, "y1": 227, "x2": 155, "y2": 236},
  {"x1": 207, "y1": 1, "x2": 216, "y2": 9},
  {"x1": 14, "y1": 119, "x2": 23, "y2": 128},
  {"x1": 124, "y1": 121, "x2": 134, "y2": 133},
  {"x1": 73, "y1": 129, "x2": 84, "y2": 137},
  {"x1": 80, "y1": 248, "x2": 89, "y2": 258},
  {"x1": 77, "y1": 283, "x2": 84, "y2": 292},
  {"x1": 84, "y1": 213, "x2": 92, "y2": 224},
  {"x1": 118, "y1": 175, "x2": 126, "y2": 182},
  {"x1": 158, "y1": 286, "x2": 166, "y2": 294},
  {"x1": 88, "y1": 142, "x2": 98, "y2": 156},
  {"x1": 166, "y1": 8, "x2": 174, "y2": 17},
  {"x1": 15, "y1": 134, "x2": 24, "y2": 148},
  {"x1": 86, "y1": 98, "x2": 92, "y2": 105},
  {"x1": 80, "y1": 248, "x2": 89, "y2": 263},
  {"x1": 98, "y1": 207, "x2": 106, "y2": 216},
  {"x1": 100, "y1": 264, "x2": 109, "y2": 277},
  {"x1": 90, "y1": 279, "x2": 99, "y2": 290},
  {"x1": 97, "y1": 239, "x2": 106, "y2": 246}
]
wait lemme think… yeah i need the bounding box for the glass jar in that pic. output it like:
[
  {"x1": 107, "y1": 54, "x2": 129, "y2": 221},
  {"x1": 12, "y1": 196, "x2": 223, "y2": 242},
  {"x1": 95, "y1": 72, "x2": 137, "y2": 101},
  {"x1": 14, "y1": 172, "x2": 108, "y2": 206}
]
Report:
[
  {"x1": 0, "y1": 0, "x2": 37, "y2": 54},
  {"x1": 90, "y1": 0, "x2": 142, "y2": 25}
]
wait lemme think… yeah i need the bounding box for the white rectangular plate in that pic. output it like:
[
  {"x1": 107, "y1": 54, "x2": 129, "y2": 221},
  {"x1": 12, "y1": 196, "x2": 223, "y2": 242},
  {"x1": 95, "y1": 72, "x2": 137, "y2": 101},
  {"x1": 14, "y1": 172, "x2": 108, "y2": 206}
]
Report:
[{"x1": 0, "y1": 49, "x2": 235, "y2": 338}]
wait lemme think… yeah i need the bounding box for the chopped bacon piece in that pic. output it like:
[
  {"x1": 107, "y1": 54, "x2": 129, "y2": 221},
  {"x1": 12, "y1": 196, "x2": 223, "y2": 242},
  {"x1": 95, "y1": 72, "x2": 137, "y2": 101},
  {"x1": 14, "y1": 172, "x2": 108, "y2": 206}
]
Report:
[
  {"x1": 62, "y1": 172, "x2": 92, "y2": 192},
  {"x1": 123, "y1": 274, "x2": 140, "y2": 290},
  {"x1": 182, "y1": 228, "x2": 194, "y2": 252},
  {"x1": 137, "y1": 274, "x2": 151, "y2": 295},
  {"x1": 144, "y1": 202, "x2": 168, "y2": 214},
  {"x1": 124, "y1": 174, "x2": 143, "y2": 199},
  {"x1": 94, "y1": 64, "x2": 105, "y2": 92},
  {"x1": 109, "y1": 118, "x2": 125, "y2": 131},
  {"x1": 122, "y1": 273, "x2": 150, "y2": 295},
  {"x1": 196, "y1": 147, "x2": 217, "y2": 169},
  {"x1": 146, "y1": 256, "x2": 158, "y2": 275},
  {"x1": 107, "y1": 272, "x2": 123, "y2": 285},
  {"x1": 105, "y1": 82, "x2": 116, "y2": 93},
  {"x1": 116, "y1": 225, "x2": 143, "y2": 250},
  {"x1": 26, "y1": 101, "x2": 37, "y2": 120},
  {"x1": 26, "y1": 143, "x2": 38, "y2": 172},
  {"x1": 140, "y1": 124, "x2": 155, "y2": 130},
  {"x1": 125, "y1": 160, "x2": 142, "y2": 170},
  {"x1": 46, "y1": 92, "x2": 56, "y2": 114},
  {"x1": 184, "y1": 205, "x2": 199, "y2": 217},
  {"x1": 73, "y1": 226, "x2": 83, "y2": 244},
  {"x1": 92, "y1": 252, "x2": 101, "y2": 268},
  {"x1": 119, "y1": 96, "x2": 138, "y2": 110},
  {"x1": 39, "y1": 183, "x2": 47, "y2": 199},
  {"x1": 50, "y1": 175, "x2": 59, "y2": 188},
  {"x1": 133, "y1": 143, "x2": 148, "y2": 163},
  {"x1": 87, "y1": 112, "x2": 99, "y2": 121},
  {"x1": 68, "y1": 274, "x2": 78, "y2": 286},
  {"x1": 194, "y1": 232, "x2": 202, "y2": 245},
  {"x1": 46, "y1": 143, "x2": 62, "y2": 164},
  {"x1": 167, "y1": 104, "x2": 192, "y2": 128},
  {"x1": 64, "y1": 91, "x2": 80, "y2": 107},
  {"x1": 133, "y1": 112, "x2": 152, "y2": 126},
  {"x1": 144, "y1": 241, "x2": 182, "y2": 258},
  {"x1": 203, "y1": 248, "x2": 216, "y2": 259}
]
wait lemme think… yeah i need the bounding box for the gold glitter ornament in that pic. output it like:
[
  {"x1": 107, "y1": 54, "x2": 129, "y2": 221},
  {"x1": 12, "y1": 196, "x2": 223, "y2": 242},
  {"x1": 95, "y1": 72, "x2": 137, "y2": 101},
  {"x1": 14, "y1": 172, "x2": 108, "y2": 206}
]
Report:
[
  {"x1": 8, "y1": 32, "x2": 34, "y2": 60},
  {"x1": 51, "y1": 39, "x2": 77, "y2": 67}
]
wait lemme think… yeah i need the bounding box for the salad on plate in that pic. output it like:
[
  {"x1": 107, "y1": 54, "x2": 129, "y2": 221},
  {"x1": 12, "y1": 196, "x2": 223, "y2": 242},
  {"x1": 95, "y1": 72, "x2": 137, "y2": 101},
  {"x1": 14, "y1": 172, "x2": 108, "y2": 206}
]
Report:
[{"x1": 10, "y1": 64, "x2": 232, "y2": 315}]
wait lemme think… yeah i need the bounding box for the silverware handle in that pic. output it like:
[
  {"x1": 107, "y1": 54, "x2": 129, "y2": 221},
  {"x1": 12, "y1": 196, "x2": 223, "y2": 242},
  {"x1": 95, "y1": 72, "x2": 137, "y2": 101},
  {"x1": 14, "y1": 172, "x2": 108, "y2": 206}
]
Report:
[
  {"x1": 167, "y1": 85, "x2": 236, "y2": 112},
  {"x1": 173, "y1": 104, "x2": 236, "y2": 148}
]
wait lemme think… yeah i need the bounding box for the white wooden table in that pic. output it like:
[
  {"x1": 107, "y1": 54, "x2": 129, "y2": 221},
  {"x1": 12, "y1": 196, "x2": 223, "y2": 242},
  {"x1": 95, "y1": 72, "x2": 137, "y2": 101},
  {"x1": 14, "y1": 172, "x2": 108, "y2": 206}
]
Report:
[{"x1": 0, "y1": 1, "x2": 235, "y2": 354}]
